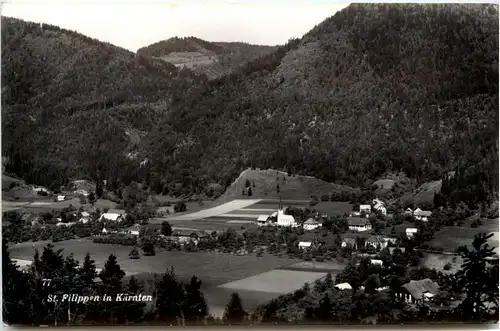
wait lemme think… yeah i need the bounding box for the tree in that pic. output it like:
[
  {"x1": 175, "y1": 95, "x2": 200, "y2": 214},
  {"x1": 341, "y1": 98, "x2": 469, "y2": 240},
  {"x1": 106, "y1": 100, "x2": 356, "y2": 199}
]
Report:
[
  {"x1": 456, "y1": 233, "x2": 499, "y2": 320},
  {"x1": 129, "y1": 247, "x2": 140, "y2": 259},
  {"x1": 2, "y1": 239, "x2": 33, "y2": 324},
  {"x1": 223, "y1": 292, "x2": 246, "y2": 324},
  {"x1": 156, "y1": 268, "x2": 186, "y2": 325},
  {"x1": 95, "y1": 254, "x2": 126, "y2": 322},
  {"x1": 161, "y1": 221, "x2": 172, "y2": 236},
  {"x1": 88, "y1": 192, "x2": 96, "y2": 206},
  {"x1": 142, "y1": 240, "x2": 156, "y2": 256},
  {"x1": 247, "y1": 187, "x2": 253, "y2": 197},
  {"x1": 123, "y1": 276, "x2": 145, "y2": 323},
  {"x1": 314, "y1": 293, "x2": 333, "y2": 321},
  {"x1": 182, "y1": 276, "x2": 208, "y2": 322}
]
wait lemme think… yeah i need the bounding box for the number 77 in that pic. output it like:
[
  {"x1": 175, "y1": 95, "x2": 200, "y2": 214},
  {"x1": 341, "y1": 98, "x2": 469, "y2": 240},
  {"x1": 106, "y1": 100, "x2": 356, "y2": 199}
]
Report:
[{"x1": 42, "y1": 279, "x2": 52, "y2": 286}]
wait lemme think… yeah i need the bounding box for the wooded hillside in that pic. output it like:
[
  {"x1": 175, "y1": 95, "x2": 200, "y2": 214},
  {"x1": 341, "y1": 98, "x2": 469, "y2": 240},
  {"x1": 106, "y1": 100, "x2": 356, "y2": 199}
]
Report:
[{"x1": 2, "y1": 4, "x2": 498, "y2": 205}]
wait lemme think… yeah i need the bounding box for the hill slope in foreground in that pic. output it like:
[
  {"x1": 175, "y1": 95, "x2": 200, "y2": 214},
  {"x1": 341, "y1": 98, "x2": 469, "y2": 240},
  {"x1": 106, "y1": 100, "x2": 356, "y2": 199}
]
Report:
[{"x1": 137, "y1": 37, "x2": 278, "y2": 79}]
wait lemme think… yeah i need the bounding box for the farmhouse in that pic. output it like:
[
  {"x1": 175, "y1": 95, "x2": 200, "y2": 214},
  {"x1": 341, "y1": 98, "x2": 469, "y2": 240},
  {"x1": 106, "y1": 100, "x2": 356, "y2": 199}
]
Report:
[
  {"x1": 359, "y1": 205, "x2": 372, "y2": 214},
  {"x1": 372, "y1": 198, "x2": 387, "y2": 215},
  {"x1": 413, "y1": 208, "x2": 432, "y2": 222},
  {"x1": 33, "y1": 186, "x2": 50, "y2": 194},
  {"x1": 335, "y1": 282, "x2": 352, "y2": 290},
  {"x1": 303, "y1": 218, "x2": 322, "y2": 231},
  {"x1": 347, "y1": 217, "x2": 372, "y2": 232},
  {"x1": 370, "y1": 259, "x2": 383, "y2": 266},
  {"x1": 349, "y1": 211, "x2": 361, "y2": 217},
  {"x1": 406, "y1": 228, "x2": 418, "y2": 238},
  {"x1": 365, "y1": 236, "x2": 387, "y2": 250},
  {"x1": 398, "y1": 278, "x2": 439, "y2": 305},
  {"x1": 124, "y1": 224, "x2": 141, "y2": 236},
  {"x1": 57, "y1": 195, "x2": 66, "y2": 202},
  {"x1": 298, "y1": 241, "x2": 312, "y2": 249},
  {"x1": 99, "y1": 213, "x2": 124, "y2": 223},
  {"x1": 405, "y1": 208, "x2": 413, "y2": 215},
  {"x1": 341, "y1": 238, "x2": 358, "y2": 249},
  {"x1": 256, "y1": 215, "x2": 271, "y2": 226}
]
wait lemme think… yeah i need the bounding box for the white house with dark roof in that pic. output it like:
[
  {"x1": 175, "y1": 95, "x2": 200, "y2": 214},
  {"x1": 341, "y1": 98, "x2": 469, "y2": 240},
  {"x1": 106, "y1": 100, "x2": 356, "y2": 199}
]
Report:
[
  {"x1": 406, "y1": 228, "x2": 418, "y2": 238},
  {"x1": 348, "y1": 217, "x2": 372, "y2": 232},
  {"x1": 341, "y1": 237, "x2": 358, "y2": 249},
  {"x1": 365, "y1": 235, "x2": 387, "y2": 250},
  {"x1": 298, "y1": 241, "x2": 312, "y2": 249},
  {"x1": 256, "y1": 215, "x2": 271, "y2": 226},
  {"x1": 413, "y1": 208, "x2": 432, "y2": 222},
  {"x1": 398, "y1": 278, "x2": 439, "y2": 304},
  {"x1": 359, "y1": 204, "x2": 372, "y2": 214}
]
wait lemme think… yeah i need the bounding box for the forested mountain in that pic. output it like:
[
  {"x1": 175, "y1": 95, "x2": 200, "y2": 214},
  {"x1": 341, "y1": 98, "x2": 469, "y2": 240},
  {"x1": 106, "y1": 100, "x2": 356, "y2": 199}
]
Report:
[
  {"x1": 142, "y1": 4, "x2": 498, "y2": 204},
  {"x1": 137, "y1": 37, "x2": 278, "y2": 79},
  {"x1": 1, "y1": 17, "x2": 206, "y2": 189},
  {"x1": 2, "y1": 4, "x2": 499, "y2": 206}
]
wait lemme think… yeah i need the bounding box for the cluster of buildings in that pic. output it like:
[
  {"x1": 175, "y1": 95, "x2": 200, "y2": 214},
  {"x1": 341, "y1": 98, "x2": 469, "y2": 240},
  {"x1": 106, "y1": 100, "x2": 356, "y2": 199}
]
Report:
[{"x1": 334, "y1": 277, "x2": 443, "y2": 307}]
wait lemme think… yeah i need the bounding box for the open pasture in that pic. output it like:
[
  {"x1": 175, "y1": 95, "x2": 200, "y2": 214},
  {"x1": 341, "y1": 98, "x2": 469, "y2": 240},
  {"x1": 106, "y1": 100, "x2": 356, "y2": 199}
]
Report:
[
  {"x1": 163, "y1": 199, "x2": 262, "y2": 221},
  {"x1": 429, "y1": 227, "x2": 499, "y2": 253},
  {"x1": 218, "y1": 269, "x2": 327, "y2": 294},
  {"x1": 281, "y1": 261, "x2": 347, "y2": 274},
  {"x1": 8, "y1": 239, "x2": 297, "y2": 283},
  {"x1": 421, "y1": 253, "x2": 464, "y2": 274}
]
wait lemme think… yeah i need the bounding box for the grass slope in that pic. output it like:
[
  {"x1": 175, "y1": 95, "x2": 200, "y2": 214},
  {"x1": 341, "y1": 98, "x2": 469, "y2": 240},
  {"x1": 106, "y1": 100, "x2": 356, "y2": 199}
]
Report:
[{"x1": 218, "y1": 168, "x2": 357, "y2": 203}]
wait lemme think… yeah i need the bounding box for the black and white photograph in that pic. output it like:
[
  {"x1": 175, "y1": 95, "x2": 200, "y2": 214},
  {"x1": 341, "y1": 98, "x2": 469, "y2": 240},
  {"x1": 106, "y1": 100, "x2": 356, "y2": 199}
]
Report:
[{"x1": 1, "y1": 0, "x2": 499, "y2": 327}]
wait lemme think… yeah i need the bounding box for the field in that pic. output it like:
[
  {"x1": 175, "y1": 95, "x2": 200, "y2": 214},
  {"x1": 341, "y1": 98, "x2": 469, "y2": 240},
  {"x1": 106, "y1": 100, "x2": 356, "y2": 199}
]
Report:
[
  {"x1": 163, "y1": 199, "x2": 262, "y2": 221},
  {"x1": 429, "y1": 227, "x2": 499, "y2": 253},
  {"x1": 219, "y1": 269, "x2": 328, "y2": 294},
  {"x1": 421, "y1": 253, "x2": 464, "y2": 274}
]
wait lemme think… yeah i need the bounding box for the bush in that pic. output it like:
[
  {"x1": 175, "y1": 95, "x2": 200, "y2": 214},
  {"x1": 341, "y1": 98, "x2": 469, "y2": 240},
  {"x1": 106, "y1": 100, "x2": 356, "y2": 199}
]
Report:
[
  {"x1": 320, "y1": 194, "x2": 330, "y2": 202},
  {"x1": 443, "y1": 263, "x2": 452, "y2": 271},
  {"x1": 129, "y1": 247, "x2": 140, "y2": 259}
]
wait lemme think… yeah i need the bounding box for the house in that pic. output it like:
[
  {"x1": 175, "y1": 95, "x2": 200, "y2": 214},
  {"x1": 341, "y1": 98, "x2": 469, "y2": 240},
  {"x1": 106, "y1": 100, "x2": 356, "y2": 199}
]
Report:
[
  {"x1": 74, "y1": 189, "x2": 89, "y2": 197},
  {"x1": 102, "y1": 228, "x2": 108, "y2": 234},
  {"x1": 349, "y1": 211, "x2": 361, "y2": 217},
  {"x1": 405, "y1": 208, "x2": 413, "y2": 215},
  {"x1": 33, "y1": 187, "x2": 50, "y2": 194},
  {"x1": 347, "y1": 217, "x2": 372, "y2": 232},
  {"x1": 99, "y1": 213, "x2": 124, "y2": 223},
  {"x1": 389, "y1": 247, "x2": 406, "y2": 254},
  {"x1": 365, "y1": 236, "x2": 387, "y2": 250},
  {"x1": 370, "y1": 259, "x2": 383, "y2": 266},
  {"x1": 413, "y1": 208, "x2": 432, "y2": 222},
  {"x1": 298, "y1": 241, "x2": 312, "y2": 249},
  {"x1": 107, "y1": 209, "x2": 126, "y2": 216},
  {"x1": 335, "y1": 282, "x2": 352, "y2": 290},
  {"x1": 341, "y1": 237, "x2": 358, "y2": 249},
  {"x1": 256, "y1": 215, "x2": 271, "y2": 226},
  {"x1": 56, "y1": 222, "x2": 76, "y2": 227},
  {"x1": 406, "y1": 228, "x2": 418, "y2": 238},
  {"x1": 303, "y1": 218, "x2": 322, "y2": 231},
  {"x1": 277, "y1": 209, "x2": 298, "y2": 227},
  {"x1": 81, "y1": 211, "x2": 90, "y2": 218},
  {"x1": 359, "y1": 205, "x2": 372, "y2": 214},
  {"x1": 383, "y1": 237, "x2": 398, "y2": 245},
  {"x1": 398, "y1": 278, "x2": 439, "y2": 305},
  {"x1": 372, "y1": 199, "x2": 387, "y2": 216},
  {"x1": 57, "y1": 195, "x2": 65, "y2": 202},
  {"x1": 156, "y1": 206, "x2": 175, "y2": 216},
  {"x1": 125, "y1": 224, "x2": 141, "y2": 236}
]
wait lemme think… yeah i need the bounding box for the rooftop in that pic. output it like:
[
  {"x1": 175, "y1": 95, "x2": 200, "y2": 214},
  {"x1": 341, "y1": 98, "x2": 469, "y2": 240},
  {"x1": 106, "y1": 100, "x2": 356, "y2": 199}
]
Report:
[
  {"x1": 347, "y1": 217, "x2": 370, "y2": 226},
  {"x1": 402, "y1": 278, "x2": 439, "y2": 300}
]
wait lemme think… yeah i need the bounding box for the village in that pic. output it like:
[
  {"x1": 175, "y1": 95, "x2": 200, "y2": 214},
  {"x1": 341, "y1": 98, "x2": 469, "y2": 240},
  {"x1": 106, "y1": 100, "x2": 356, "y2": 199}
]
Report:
[{"x1": 3, "y1": 173, "x2": 498, "y2": 321}]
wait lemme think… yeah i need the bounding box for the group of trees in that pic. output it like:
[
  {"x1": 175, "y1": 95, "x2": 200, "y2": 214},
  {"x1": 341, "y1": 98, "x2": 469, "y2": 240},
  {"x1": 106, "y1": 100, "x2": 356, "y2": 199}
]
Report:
[{"x1": 2, "y1": 241, "x2": 249, "y2": 326}]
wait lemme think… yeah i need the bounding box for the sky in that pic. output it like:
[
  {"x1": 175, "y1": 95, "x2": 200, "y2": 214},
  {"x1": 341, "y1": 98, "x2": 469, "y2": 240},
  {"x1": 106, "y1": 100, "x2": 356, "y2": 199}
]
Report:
[{"x1": 0, "y1": 0, "x2": 350, "y2": 52}]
